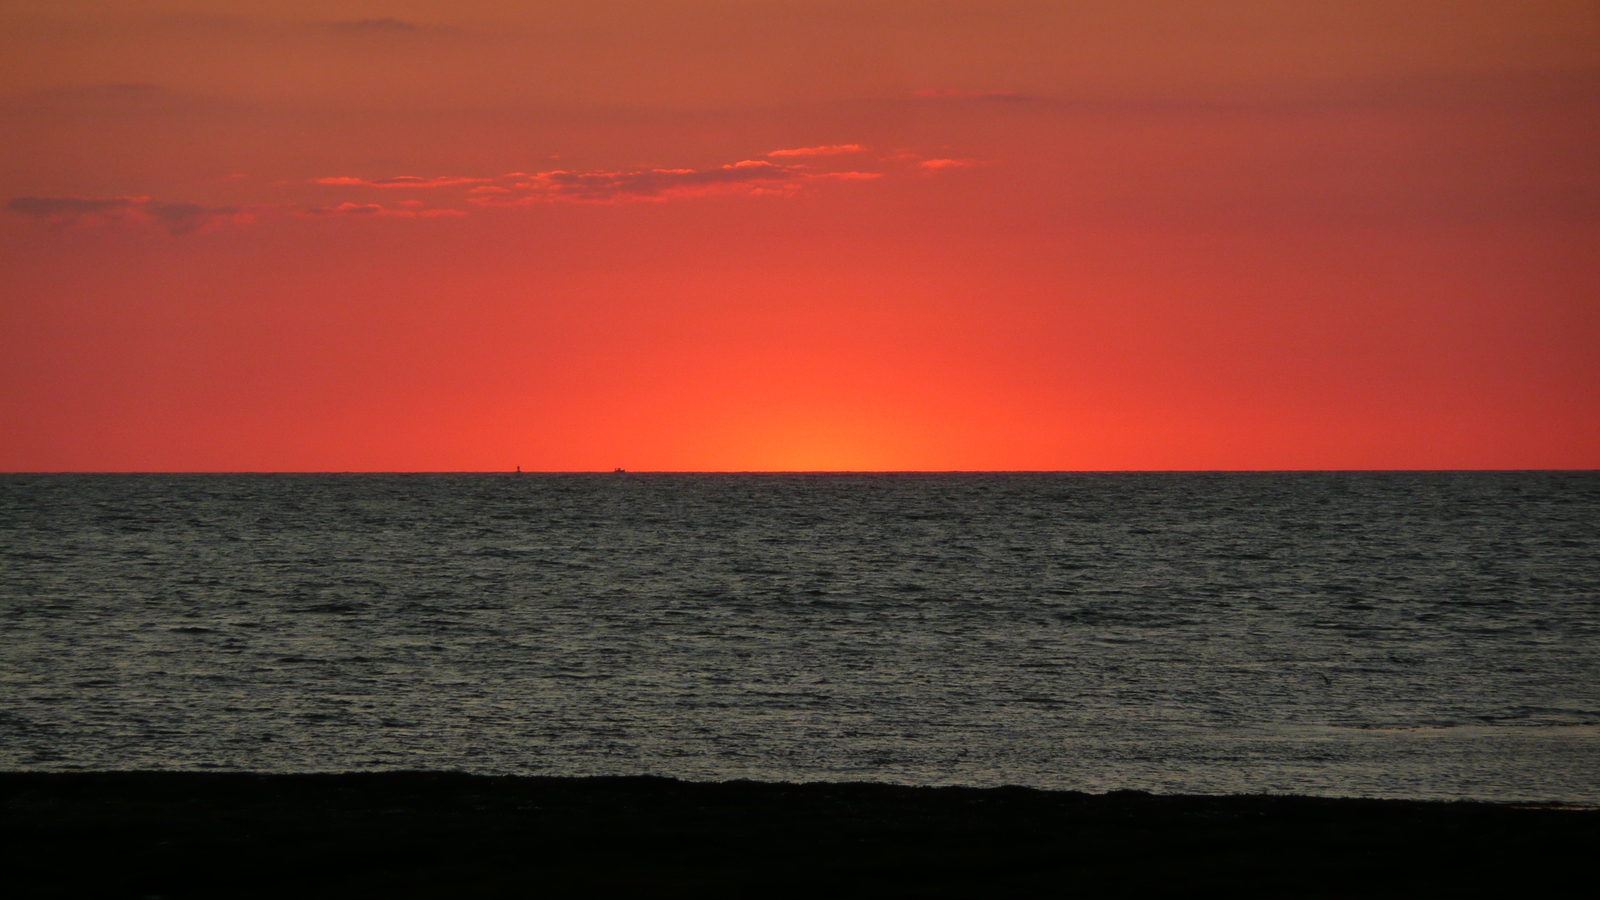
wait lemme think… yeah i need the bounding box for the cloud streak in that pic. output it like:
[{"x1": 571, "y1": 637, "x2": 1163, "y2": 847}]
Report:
[
  {"x1": 304, "y1": 202, "x2": 466, "y2": 218},
  {"x1": 323, "y1": 17, "x2": 462, "y2": 38},
  {"x1": 314, "y1": 144, "x2": 892, "y2": 207},
  {"x1": 474, "y1": 161, "x2": 810, "y2": 205},
  {"x1": 9, "y1": 144, "x2": 900, "y2": 234},
  {"x1": 767, "y1": 144, "x2": 864, "y2": 157},
  {"x1": 466, "y1": 149, "x2": 893, "y2": 205},
  {"x1": 7, "y1": 195, "x2": 247, "y2": 234},
  {"x1": 314, "y1": 176, "x2": 490, "y2": 189},
  {"x1": 145, "y1": 200, "x2": 246, "y2": 234}
]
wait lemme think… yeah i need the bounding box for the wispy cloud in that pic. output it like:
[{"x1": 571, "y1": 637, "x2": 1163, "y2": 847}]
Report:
[
  {"x1": 323, "y1": 18, "x2": 460, "y2": 38},
  {"x1": 477, "y1": 161, "x2": 810, "y2": 205},
  {"x1": 145, "y1": 200, "x2": 246, "y2": 234},
  {"x1": 306, "y1": 144, "x2": 906, "y2": 208},
  {"x1": 767, "y1": 144, "x2": 864, "y2": 157},
  {"x1": 463, "y1": 148, "x2": 900, "y2": 205},
  {"x1": 304, "y1": 202, "x2": 466, "y2": 218},
  {"x1": 313, "y1": 176, "x2": 490, "y2": 189},
  {"x1": 7, "y1": 195, "x2": 247, "y2": 235},
  {"x1": 10, "y1": 146, "x2": 903, "y2": 235},
  {"x1": 919, "y1": 158, "x2": 975, "y2": 171}
]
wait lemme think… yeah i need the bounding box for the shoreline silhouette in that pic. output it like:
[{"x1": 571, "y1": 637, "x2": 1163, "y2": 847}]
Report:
[{"x1": 2, "y1": 771, "x2": 1593, "y2": 896}]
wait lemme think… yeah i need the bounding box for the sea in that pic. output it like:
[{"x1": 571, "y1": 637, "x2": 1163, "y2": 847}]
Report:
[{"x1": 2, "y1": 473, "x2": 1596, "y2": 803}]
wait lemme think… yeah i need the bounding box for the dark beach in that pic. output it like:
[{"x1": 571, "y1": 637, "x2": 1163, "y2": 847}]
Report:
[{"x1": 4, "y1": 772, "x2": 1595, "y2": 897}]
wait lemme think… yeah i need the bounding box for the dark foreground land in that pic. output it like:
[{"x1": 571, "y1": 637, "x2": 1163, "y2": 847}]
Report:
[{"x1": 3, "y1": 772, "x2": 1596, "y2": 898}]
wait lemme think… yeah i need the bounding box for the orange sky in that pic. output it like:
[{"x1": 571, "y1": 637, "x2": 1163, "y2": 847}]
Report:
[{"x1": 3, "y1": 1, "x2": 1598, "y2": 471}]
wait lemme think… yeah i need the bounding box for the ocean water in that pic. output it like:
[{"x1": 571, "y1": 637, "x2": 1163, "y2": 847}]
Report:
[{"x1": 1, "y1": 473, "x2": 1597, "y2": 802}]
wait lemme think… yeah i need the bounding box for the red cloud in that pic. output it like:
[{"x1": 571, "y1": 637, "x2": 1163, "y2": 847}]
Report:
[
  {"x1": 313, "y1": 176, "x2": 489, "y2": 188},
  {"x1": 480, "y1": 161, "x2": 809, "y2": 205},
  {"x1": 11, "y1": 153, "x2": 894, "y2": 234},
  {"x1": 767, "y1": 144, "x2": 865, "y2": 157},
  {"x1": 304, "y1": 202, "x2": 466, "y2": 217},
  {"x1": 7, "y1": 195, "x2": 248, "y2": 235},
  {"x1": 469, "y1": 151, "x2": 903, "y2": 205}
]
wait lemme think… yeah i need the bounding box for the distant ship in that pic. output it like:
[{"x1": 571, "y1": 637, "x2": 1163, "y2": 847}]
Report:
[{"x1": 614, "y1": 467, "x2": 626, "y2": 473}]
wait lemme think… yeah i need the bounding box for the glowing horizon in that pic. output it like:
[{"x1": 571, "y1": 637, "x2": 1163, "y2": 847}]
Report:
[{"x1": 4, "y1": 2, "x2": 1597, "y2": 472}]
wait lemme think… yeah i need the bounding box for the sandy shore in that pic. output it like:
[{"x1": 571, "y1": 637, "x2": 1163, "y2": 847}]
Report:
[{"x1": 3, "y1": 772, "x2": 1595, "y2": 897}]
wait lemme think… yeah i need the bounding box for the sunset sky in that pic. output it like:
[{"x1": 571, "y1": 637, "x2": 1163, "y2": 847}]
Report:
[{"x1": 3, "y1": 1, "x2": 1597, "y2": 471}]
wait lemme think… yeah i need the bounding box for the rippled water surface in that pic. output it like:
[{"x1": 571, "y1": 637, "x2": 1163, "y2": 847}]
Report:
[{"x1": 2, "y1": 473, "x2": 1597, "y2": 801}]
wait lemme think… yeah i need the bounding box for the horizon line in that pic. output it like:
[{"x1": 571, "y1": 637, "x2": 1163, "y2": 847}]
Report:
[{"x1": 4, "y1": 469, "x2": 1596, "y2": 476}]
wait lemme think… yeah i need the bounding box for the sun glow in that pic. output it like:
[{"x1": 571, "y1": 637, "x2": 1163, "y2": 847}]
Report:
[
  {"x1": 733, "y1": 419, "x2": 905, "y2": 473},
  {"x1": 2, "y1": 1, "x2": 1596, "y2": 471}
]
